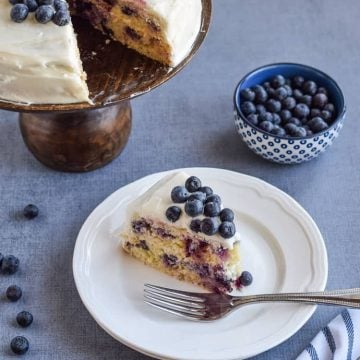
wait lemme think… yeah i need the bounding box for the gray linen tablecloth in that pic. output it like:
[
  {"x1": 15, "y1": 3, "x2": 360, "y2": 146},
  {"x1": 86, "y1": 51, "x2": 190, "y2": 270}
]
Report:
[{"x1": 1, "y1": 0, "x2": 360, "y2": 359}]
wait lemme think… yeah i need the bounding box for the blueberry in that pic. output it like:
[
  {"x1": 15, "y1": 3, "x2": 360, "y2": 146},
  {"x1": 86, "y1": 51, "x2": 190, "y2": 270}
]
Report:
[
  {"x1": 11, "y1": 4, "x2": 29, "y2": 23},
  {"x1": 38, "y1": 0, "x2": 54, "y2": 4},
  {"x1": 6, "y1": 285, "x2": 22, "y2": 302},
  {"x1": 218, "y1": 221, "x2": 236, "y2": 239},
  {"x1": 259, "y1": 121, "x2": 274, "y2": 133},
  {"x1": 321, "y1": 110, "x2": 332, "y2": 123},
  {"x1": 266, "y1": 87, "x2": 276, "y2": 98},
  {"x1": 247, "y1": 114, "x2": 258, "y2": 126},
  {"x1": 292, "y1": 76, "x2": 305, "y2": 88},
  {"x1": 253, "y1": 85, "x2": 268, "y2": 103},
  {"x1": 293, "y1": 126, "x2": 307, "y2": 137},
  {"x1": 185, "y1": 176, "x2": 202, "y2": 192},
  {"x1": 1, "y1": 255, "x2": 20, "y2": 274},
  {"x1": 10, "y1": 336, "x2": 29, "y2": 355},
  {"x1": 53, "y1": 9, "x2": 70, "y2": 26},
  {"x1": 306, "y1": 129, "x2": 314, "y2": 136},
  {"x1": 219, "y1": 208, "x2": 234, "y2": 222},
  {"x1": 239, "y1": 271, "x2": 253, "y2": 286},
  {"x1": 240, "y1": 88, "x2": 255, "y2": 102},
  {"x1": 188, "y1": 191, "x2": 206, "y2": 202},
  {"x1": 258, "y1": 112, "x2": 273, "y2": 123},
  {"x1": 23, "y1": 0, "x2": 38, "y2": 12},
  {"x1": 282, "y1": 97, "x2": 296, "y2": 110},
  {"x1": 23, "y1": 204, "x2": 39, "y2": 219},
  {"x1": 199, "y1": 186, "x2": 213, "y2": 197},
  {"x1": 324, "y1": 103, "x2": 335, "y2": 113},
  {"x1": 303, "y1": 80, "x2": 317, "y2": 95},
  {"x1": 271, "y1": 125, "x2": 286, "y2": 136},
  {"x1": 283, "y1": 84, "x2": 293, "y2": 97},
  {"x1": 294, "y1": 103, "x2": 310, "y2": 118},
  {"x1": 9, "y1": 0, "x2": 22, "y2": 4},
  {"x1": 310, "y1": 108, "x2": 322, "y2": 118},
  {"x1": 284, "y1": 123, "x2": 299, "y2": 136},
  {"x1": 54, "y1": 0, "x2": 69, "y2": 11},
  {"x1": 163, "y1": 254, "x2": 178, "y2": 267},
  {"x1": 190, "y1": 219, "x2": 202, "y2": 233},
  {"x1": 286, "y1": 117, "x2": 302, "y2": 126},
  {"x1": 185, "y1": 199, "x2": 204, "y2": 217},
  {"x1": 308, "y1": 117, "x2": 329, "y2": 132},
  {"x1": 0, "y1": 253, "x2": 3, "y2": 267},
  {"x1": 317, "y1": 87, "x2": 328, "y2": 96},
  {"x1": 304, "y1": 95, "x2": 314, "y2": 107},
  {"x1": 165, "y1": 206, "x2": 182, "y2": 222},
  {"x1": 263, "y1": 81, "x2": 271, "y2": 91},
  {"x1": 274, "y1": 87, "x2": 288, "y2": 101},
  {"x1": 271, "y1": 75, "x2": 286, "y2": 88},
  {"x1": 204, "y1": 202, "x2": 221, "y2": 217},
  {"x1": 35, "y1": 5, "x2": 55, "y2": 24},
  {"x1": 280, "y1": 109, "x2": 292, "y2": 122},
  {"x1": 266, "y1": 99, "x2": 282, "y2": 113},
  {"x1": 272, "y1": 113, "x2": 281, "y2": 125},
  {"x1": 171, "y1": 186, "x2": 189, "y2": 203},
  {"x1": 241, "y1": 101, "x2": 256, "y2": 116},
  {"x1": 16, "y1": 311, "x2": 34, "y2": 328},
  {"x1": 255, "y1": 104, "x2": 266, "y2": 115},
  {"x1": 201, "y1": 218, "x2": 218, "y2": 236},
  {"x1": 293, "y1": 89, "x2": 303, "y2": 100},
  {"x1": 205, "y1": 194, "x2": 221, "y2": 204},
  {"x1": 312, "y1": 93, "x2": 328, "y2": 109}
]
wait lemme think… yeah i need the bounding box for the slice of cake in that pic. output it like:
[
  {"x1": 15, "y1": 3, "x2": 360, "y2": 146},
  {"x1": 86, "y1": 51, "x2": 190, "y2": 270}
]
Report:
[
  {"x1": 121, "y1": 172, "x2": 253, "y2": 293},
  {"x1": 69, "y1": 0, "x2": 202, "y2": 67},
  {"x1": 1, "y1": 1, "x2": 90, "y2": 105}
]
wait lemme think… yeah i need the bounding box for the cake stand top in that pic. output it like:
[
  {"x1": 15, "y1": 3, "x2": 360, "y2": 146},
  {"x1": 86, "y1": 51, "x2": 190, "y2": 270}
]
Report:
[{"x1": 0, "y1": 0, "x2": 211, "y2": 113}]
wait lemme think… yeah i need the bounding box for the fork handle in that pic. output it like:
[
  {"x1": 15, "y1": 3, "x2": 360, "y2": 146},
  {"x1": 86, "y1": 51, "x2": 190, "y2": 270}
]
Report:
[{"x1": 234, "y1": 288, "x2": 360, "y2": 309}]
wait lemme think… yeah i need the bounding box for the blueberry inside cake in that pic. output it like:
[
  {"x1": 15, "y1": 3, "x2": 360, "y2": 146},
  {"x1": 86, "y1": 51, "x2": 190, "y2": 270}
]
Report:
[{"x1": 121, "y1": 172, "x2": 253, "y2": 293}]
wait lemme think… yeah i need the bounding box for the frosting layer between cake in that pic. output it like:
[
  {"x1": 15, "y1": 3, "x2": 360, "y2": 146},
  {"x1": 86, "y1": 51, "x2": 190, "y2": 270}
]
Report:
[
  {"x1": 126, "y1": 172, "x2": 241, "y2": 249},
  {"x1": 0, "y1": 3, "x2": 90, "y2": 105}
]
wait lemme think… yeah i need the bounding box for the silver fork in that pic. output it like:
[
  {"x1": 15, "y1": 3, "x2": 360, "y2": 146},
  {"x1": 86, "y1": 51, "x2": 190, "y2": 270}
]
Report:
[{"x1": 144, "y1": 284, "x2": 360, "y2": 321}]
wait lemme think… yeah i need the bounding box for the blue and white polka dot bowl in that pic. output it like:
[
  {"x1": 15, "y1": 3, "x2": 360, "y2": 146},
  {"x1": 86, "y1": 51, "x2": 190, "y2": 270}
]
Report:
[{"x1": 234, "y1": 63, "x2": 346, "y2": 164}]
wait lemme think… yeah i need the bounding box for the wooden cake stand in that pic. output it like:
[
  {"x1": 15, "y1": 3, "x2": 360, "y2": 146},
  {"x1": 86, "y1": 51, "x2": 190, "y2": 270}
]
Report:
[{"x1": 0, "y1": 1, "x2": 211, "y2": 172}]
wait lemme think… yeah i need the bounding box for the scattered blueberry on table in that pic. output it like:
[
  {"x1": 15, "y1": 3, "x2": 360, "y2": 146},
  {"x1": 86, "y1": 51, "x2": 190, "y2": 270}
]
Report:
[
  {"x1": 9, "y1": 0, "x2": 70, "y2": 26},
  {"x1": 11, "y1": 336, "x2": 30, "y2": 355},
  {"x1": 23, "y1": 204, "x2": 39, "y2": 220},
  {"x1": 240, "y1": 75, "x2": 336, "y2": 138},
  {"x1": 1, "y1": 254, "x2": 20, "y2": 274},
  {"x1": 16, "y1": 311, "x2": 34, "y2": 328},
  {"x1": 6, "y1": 285, "x2": 23, "y2": 302}
]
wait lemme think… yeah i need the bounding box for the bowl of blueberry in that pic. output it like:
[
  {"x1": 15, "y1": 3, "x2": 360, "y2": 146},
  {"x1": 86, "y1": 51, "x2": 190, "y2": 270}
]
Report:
[{"x1": 234, "y1": 63, "x2": 346, "y2": 164}]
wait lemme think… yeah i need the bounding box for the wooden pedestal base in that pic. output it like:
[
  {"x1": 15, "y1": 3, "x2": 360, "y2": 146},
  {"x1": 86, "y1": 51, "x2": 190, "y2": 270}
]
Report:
[{"x1": 19, "y1": 101, "x2": 132, "y2": 172}]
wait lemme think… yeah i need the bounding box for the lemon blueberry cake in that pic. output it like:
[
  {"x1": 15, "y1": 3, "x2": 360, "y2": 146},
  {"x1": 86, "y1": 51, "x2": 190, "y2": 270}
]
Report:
[
  {"x1": 2, "y1": 0, "x2": 202, "y2": 105},
  {"x1": 122, "y1": 172, "x2": 253, "y2": 293}
]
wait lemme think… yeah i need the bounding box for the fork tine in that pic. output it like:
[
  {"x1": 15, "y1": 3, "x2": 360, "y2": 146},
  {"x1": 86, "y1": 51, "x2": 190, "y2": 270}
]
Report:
[
  {"x1": 144, "y1": 284, "x2": 205, "y2": 302},
  {"x1": 145, "y1": 300, "x2": 203, "y2": 321},
  {"x1": 144, "y1": 288, "x2": 205, "y2": 309},
  {"x1": 144, "y1": 292, "x2": 205, "y2": 312}
]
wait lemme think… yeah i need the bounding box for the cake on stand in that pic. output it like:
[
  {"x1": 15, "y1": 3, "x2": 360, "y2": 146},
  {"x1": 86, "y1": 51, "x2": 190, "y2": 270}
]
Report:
[{"x1": 0, "y1": 0, "x2": 211, "y2": 172}]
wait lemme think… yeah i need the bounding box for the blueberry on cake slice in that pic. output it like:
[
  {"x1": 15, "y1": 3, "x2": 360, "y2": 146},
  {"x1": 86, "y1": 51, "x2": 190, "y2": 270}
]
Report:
[
  {"x1": 121, "y1": 172, "x2": 253, "y2": 293},
  {"x1": 69, "y1": 0, "x2": 202, "y2": 66}
]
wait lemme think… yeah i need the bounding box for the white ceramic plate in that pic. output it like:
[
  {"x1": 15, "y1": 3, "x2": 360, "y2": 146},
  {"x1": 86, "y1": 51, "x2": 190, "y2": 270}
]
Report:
[{"x1": 73, "y1": 168, "x2": 328, "y2": 360}]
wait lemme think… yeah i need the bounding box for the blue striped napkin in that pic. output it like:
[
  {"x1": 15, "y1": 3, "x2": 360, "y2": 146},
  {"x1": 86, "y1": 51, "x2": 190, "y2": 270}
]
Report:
[{"x1": 297, "y1": 309, "x2": 360, "y2": 360}]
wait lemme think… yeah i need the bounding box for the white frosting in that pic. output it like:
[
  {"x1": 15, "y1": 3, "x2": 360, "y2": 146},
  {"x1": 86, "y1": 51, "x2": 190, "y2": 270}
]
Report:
[
  {"x1": 146, "y1": 0, "x2": 202, "y2": 66},
  {"x1": 127, "y1": 171, "x2": 241, "y2": 249},
  {"x1": 0, "y1": 3, "x2": 90, "y2": 105}
]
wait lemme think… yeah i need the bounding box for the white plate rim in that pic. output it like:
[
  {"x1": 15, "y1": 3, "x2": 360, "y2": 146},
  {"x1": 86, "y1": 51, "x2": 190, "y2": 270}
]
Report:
[{"x1": 73, "y1": 167, "x2": 328, "y2": 360}]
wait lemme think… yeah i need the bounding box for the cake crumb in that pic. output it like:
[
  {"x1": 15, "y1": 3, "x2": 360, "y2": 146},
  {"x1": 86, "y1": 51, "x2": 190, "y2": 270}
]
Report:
[
  {"x1": 92, "y1": 51, "x2": 97, "y2": 56},
  {"x1": 105, "y1": 39, "x2": 111, "y2": 45}
]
